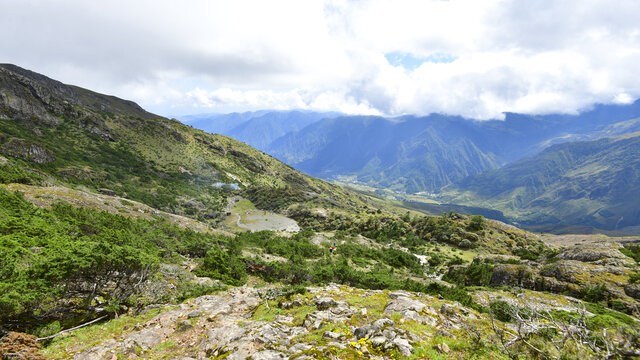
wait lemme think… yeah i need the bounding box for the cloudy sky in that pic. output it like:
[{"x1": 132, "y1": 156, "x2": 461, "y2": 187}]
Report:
[{"x1": 2, "y1": 0, "x2": 640, "y2": 119}]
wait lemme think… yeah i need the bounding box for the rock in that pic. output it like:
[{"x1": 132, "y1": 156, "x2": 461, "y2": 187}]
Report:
[
  {"x1": 436, "y1": 329, "x2": 455, "y2": 338},
  {"x1": 373, "y1": 318, "x2": 395, "y2": 330},
  {"x1": 393, "y1": 337, "x2": 413, "y2": 356},
  {"x1": 289, "y1": 343, "x2": 312, "y2": 353},
  {"x1": 440, "y1": 304, "x2": 456, "y2": 316},
  {"x1": 435, "y1": 342, "x2": 451, "y2": 354},
  {"x1": 385, "y1": 297, "x2": 426, "y2": 314},
  {"x1": 250, "y1": 350, "x2": 287, "y2": 359},
  {"x1": 98, "y1": 188, "x2": 117, "y2": 196},
  {"x1": 354, "y1": 325, "x2": 376, "y2": 339},
  {"x1": 389, "y1": 291, "x2": 411, "y2": 299},
  {"x1": 326, "y1": 341, "x2": 347, "y2": 349},
  {"x1": 1, "y1": 138, "x2": 55, "y2": 164},
  {"x1": 625, "y1": 284, "x2": 640, "y2": 300},
  {"x1": 558, "y1": 243, "x2": 628, "y2": 262},
  {"x1": 315, "y1": 297, "x2": 338, "y2": 310},
  {"x1": 303, "y1": 301, "x2": 357, "y2": 329},
  {"x1": 253, "y1": 324, "x2": 290, "y2": 345},
  {"x1": 280, "y1": 299, "x2": 303, "y2": 309},
  {"x1": 360, "y1": 308, "x2": 367, "y2": 316},
  {"x1": 302, "y1": 316, "x2": 324, "y2": 330},
  {"x1": 370, "y1": 335, "x2": 388, "y2": 348},
  {"x1": 121, "y1": 326, "x2": 173, "y2": 353},
  {"x1": 490, "y1": 264, "x2": 536, "y2": 288},
  {"x1": 322, "y1": 331, "x2": 343, "y2": 340},
  {"x1": 187, "y1": 310, "x2": 201, "y2": 318},
  {"x1": 204, "y1": 324, "x2": 246, "y2": 356},
  {"x1": 73, "y1": 339, "x2": 117, "y2": 360},
  {"x1": 382, "y1": 329, "x2": 397, "y2": 340},
  {"x1": 274, "y1": 315, "x2": 294, "y2": 324}
]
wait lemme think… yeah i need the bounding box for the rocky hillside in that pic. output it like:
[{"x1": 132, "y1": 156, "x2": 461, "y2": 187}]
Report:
[{"x1": 17, "y1": 281, "x2": 640, "y2": 359}]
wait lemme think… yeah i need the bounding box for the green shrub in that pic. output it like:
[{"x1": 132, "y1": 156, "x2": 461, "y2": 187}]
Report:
[
  {"x1": 195, "y1": 246, "x2": 247, "y2": 286},
  {"x1": 581, "y1": 284, "x2": 608, "y2": 303},
  {"x1": 466, "y1": 215, "x2": 486, "y2": 232},
  {"x1": 490, "y1": 301, "x2": 514, "y2": 322}
]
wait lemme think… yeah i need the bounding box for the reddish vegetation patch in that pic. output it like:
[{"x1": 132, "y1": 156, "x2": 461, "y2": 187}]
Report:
[{"x1": 0, "y1": 332, "x2": 46, "y2": 360}]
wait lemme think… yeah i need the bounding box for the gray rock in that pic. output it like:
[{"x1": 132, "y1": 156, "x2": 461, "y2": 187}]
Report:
[
  {"x1": 625, "y1": 284, "x2": 640, "y2": 300},
  {"x1": 254, "y1": 324, "x2": 290, "y2": 345},
  {"x1": 289, "y1": 343, "x2": 312, "y2": 353},
  {"x1": 121, "y1": 326, "x2": 173, "y2": 353},
  {"x1": 1, "y1": 138, "x2": 55, "y2": 164},
  {"x1": 274, "y1": 314, "x2": 294, "y2": 324},
  {"x1": 382, "y1": 329, "x2": 397, "y2": 340},
  {"x1": 72, "y1": 339, "x2": 117, "y2": 360},
  {"x1": 204, "y1": 324, "x2": 246, "y2": 356},
  {"x1": 354, "y1": 324, "x2": 376, "y2": 339},
  {"x1": 250, "y1": 350, "x2": 287, "y2": 359},
  {"x1": 435, "y1": 342, "x2": 451, "y2": 354},
  {"x1": 326, "y1": 341, "x2": 346, "y2": 349},
  {"x1": 393, "y1": 337, "x2": 413, "y2": 356},
  {"x1": 322, "y1": 331, "x2": 343, "y2": 339},
  {"x1": 385, "y1": 297, "x2": 426, "y2": 314},
  {"x1": 436, "y1": 329, "x2": 455, "y2": 338},
  {"x1": 373, "y1": 318, "x2": 395, "y2": 330},
  {"x1": 370, "y1": 335, "x2": 388, "y2": 348},
  {"x1": 187, "y1": 310, "x2": 202, "y2": 318},
  {"x1": 388, "y1": 291, "x2": 411, "y2": 299},
  {"x1": 315, "y1": 297, "x2": 338, "y2": 310}
]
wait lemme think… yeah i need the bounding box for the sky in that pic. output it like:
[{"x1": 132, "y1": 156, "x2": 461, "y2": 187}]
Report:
[{"x1": 2, "y1": 0, "x2": 640, "y2": 120}]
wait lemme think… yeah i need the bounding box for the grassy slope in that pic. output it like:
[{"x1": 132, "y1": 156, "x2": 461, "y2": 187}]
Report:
[{"x1": 0, "y1": 64, "x2": 373, "y2": 227}]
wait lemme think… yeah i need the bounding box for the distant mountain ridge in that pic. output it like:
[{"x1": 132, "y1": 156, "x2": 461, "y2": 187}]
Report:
[
  {"x1": 441, "y1": 132, "x2": 640, "y2": 232},
  {"x1": 180, "y1": 110, "x2": 341, "y2": 152},
  {"x1": 181, "y1": 100, "x2": 640, "y2": 194}
]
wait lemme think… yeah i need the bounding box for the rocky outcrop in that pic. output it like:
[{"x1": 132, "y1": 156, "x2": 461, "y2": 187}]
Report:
[
  {"x1": 66, "y1": 285, "x2": 498, "y2": 359},
  {"x1": 0, "y1": 138, "x2": 55, "y2": 164}
]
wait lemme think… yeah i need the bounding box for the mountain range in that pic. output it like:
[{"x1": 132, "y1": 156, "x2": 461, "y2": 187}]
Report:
[
  {"x1": 181, "y1": 99, "x2": 640, "y2": 232},
  {"x1": 2, "y1": 64, "x2": 640, "y2": 360}
]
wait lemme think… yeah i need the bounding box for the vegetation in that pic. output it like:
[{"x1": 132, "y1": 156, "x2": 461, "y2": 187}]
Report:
[{"x1": 0, "y1": 187, "x2": 220, "y2": 331}]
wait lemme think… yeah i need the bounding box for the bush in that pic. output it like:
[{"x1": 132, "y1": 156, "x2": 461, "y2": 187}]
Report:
[
  {"x1": 490, "y1": 301, "x2": 514, "y2": 322},
  {"x1": 195, "y1": 246, "x2": 247, "y2": 286},
  {"x1": 466, "y1": 215, "x2": 486, "y2": 232},
  {"x1": 581, "y1": 284, "x2": 608, "y2": 303}
]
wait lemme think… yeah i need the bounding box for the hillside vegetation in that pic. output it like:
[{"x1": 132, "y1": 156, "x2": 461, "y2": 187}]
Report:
[
  {"x1": 442, "y1": 133, "x2": 640, "y2": 232},
  {"x1": 2, "y1": 64, "x2": 640, "y2": 359}
]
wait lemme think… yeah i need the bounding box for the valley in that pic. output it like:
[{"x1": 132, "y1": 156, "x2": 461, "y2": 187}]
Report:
[{"x1": 1, "y1": 64, "x2": 640, "y2": 359}]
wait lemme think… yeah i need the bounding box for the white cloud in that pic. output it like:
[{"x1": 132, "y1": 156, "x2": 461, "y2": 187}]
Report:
[{"x1": 1, "y1": 0, "x2": 640, "y2": 119}]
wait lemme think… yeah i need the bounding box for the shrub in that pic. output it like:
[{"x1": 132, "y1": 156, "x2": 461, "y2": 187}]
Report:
[
  {"x1": 195, "y1": 246, "x2": 246, "y2": 286},
  {"x1": 490, "y1": 301, "x2": 514, "y2": 322},
  {"x1": 466, "y1": 215, "x2": 486, "y2": 232}
]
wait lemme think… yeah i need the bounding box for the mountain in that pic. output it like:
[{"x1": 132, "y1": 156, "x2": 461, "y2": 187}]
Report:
[
  {"x1": 441, "y1": 132, "x2": 640, "y2": 232},
  {"x1": 180, "y1": 110, "x2": 340, "y2": 152},
  {"x1": 0, "y1": 64, "x2": 369, "y2": 221},
  {"x1": 2, "y1": 64, "x2": 640, "y2": 360},
  {"x1": 268, "y1": 115, "x2": 502, "y2": 193},
  {"x1": 261, "y1": 102, "x2": 640, "y2": 193}
]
